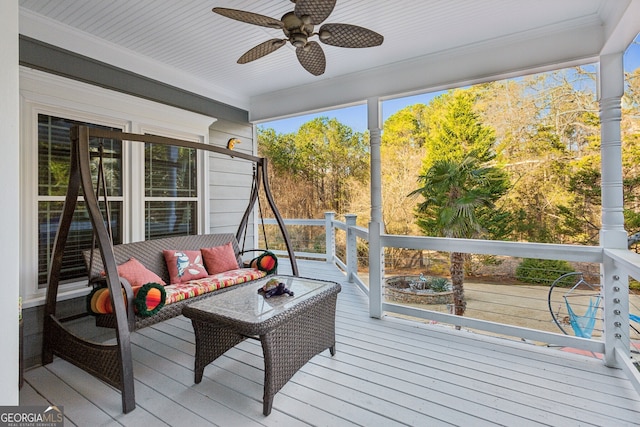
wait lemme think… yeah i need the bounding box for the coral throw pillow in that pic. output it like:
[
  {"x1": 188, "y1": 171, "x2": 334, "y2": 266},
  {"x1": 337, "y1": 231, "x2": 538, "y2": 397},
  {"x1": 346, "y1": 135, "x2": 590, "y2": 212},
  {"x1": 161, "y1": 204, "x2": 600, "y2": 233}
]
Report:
[
  {"x1": 163, "y1": 250, "x2": 208, "y2": 284},
  {"x1": 108, "y1": 257, "x2": 166, "y2": 287},
  {"x1": 201, "y1": 242, "x2": 240, "y2": 274}
]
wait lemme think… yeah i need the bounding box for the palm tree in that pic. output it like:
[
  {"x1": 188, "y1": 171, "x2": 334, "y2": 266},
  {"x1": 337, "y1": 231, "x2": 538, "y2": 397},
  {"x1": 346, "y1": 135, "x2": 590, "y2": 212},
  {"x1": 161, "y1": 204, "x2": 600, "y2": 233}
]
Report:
[{"x1": 410, "y1": 152, "x2": 509, "y2": 317}]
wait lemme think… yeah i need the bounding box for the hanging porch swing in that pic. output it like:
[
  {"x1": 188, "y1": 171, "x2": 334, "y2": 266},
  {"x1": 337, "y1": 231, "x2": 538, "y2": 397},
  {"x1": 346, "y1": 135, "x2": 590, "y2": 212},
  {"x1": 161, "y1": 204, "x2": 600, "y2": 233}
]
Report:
[{"x1": 42, "y1": 125, "x2": 297, "y2": 413}]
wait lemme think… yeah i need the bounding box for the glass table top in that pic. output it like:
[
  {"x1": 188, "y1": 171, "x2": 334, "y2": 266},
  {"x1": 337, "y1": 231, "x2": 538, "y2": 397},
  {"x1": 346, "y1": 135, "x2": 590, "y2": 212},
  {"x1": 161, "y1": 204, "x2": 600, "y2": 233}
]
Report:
[{"x1": 185, "y1": 275, "x2": 338, "y2": 324}]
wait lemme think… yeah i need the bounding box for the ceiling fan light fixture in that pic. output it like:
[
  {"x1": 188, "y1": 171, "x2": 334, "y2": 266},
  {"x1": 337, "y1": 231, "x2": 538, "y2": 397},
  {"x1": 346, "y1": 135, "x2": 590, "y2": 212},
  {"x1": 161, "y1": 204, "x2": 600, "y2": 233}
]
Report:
[{"x1": 291, "y1": 33, "x2": 307, "y2": 48}]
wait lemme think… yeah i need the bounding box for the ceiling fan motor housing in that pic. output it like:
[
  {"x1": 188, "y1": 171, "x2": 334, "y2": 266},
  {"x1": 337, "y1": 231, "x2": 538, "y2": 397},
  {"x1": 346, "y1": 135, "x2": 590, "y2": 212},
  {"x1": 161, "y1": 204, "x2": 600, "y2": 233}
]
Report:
[{"x1": 282, "y1": 12, "x2": 314, "y2": 48}]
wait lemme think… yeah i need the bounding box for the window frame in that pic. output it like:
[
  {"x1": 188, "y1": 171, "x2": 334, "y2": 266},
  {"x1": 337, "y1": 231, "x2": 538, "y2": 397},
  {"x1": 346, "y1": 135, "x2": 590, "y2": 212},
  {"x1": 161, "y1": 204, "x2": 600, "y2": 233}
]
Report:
[
  {"x1": 139, "y1": 125, "x2": 203, "y2": 241},
  {"x1": 20, "y1": 68, "x2": 212, "y2": 306}
]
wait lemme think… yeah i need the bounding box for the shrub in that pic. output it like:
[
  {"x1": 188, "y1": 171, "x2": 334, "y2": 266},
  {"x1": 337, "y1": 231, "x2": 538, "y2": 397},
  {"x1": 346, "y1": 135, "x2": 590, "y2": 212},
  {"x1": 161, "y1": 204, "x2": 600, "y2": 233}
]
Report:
[
  {"x1": 515, "y1": 258, "x2": 574, "y2": 286},
  {"x1": 427, "y1": 276, "x2": 452, "y2": 292}
]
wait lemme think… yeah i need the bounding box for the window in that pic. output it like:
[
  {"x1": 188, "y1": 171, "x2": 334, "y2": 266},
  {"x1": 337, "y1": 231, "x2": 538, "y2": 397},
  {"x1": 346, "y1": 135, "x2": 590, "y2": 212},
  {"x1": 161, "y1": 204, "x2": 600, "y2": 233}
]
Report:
[
  {"x1": 21, "y1": 69, "x2": 213, "y2": 303},
  {"x1": 37, "y1": 115, "x2": 123, "y2": 286},
  {"x1": 36, "y1": 116, "x2": 200, "y2": 287},
  {"x1": 144, "y1": 143, "x2": 198, "y2": 239}
]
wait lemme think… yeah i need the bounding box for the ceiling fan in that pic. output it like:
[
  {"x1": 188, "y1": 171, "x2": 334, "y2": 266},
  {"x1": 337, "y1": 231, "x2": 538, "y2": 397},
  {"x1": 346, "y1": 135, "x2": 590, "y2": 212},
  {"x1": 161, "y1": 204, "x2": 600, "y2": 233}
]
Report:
[{"x1": 212, "y1": 0, "x2": 384, "y2": 76}]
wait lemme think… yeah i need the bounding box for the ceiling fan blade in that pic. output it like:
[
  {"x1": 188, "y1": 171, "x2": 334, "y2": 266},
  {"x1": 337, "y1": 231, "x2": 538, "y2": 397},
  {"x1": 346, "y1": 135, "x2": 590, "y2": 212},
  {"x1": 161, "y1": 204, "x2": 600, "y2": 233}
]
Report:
[
  {"x1": 319, "y1": 23, "x2": 384, "y2": 48},
  {"x1": 294, "y1": 0, "x2": 336, "y2": 24},
  {"x1": 296, "y1": 41, "x2": 326, "y2": 76},
  {"x1": 238, "y1": 39, "x2": 287, "y2": 64},
  {"x1": 212, "y1": 7, "x2": 283, "y2": 29}
]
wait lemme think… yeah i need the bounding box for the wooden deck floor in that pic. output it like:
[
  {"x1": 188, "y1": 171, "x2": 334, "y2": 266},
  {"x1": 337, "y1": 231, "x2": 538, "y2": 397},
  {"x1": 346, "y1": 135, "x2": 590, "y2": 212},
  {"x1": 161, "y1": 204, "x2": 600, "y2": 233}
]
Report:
[{"x1": 21, "y1": 260, "x2": 640, "y2": 426}]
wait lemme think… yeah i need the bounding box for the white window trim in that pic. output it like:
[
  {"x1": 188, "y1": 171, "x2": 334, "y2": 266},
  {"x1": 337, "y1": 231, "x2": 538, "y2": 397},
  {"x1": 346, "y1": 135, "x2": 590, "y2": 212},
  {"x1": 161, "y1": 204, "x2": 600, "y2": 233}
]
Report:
[
  {"x1": 135, "y1": 123, "x2": 207, "y2": 242},
  {"x1": 20, "y1": 68, "x2": 215, "y2": 307}
]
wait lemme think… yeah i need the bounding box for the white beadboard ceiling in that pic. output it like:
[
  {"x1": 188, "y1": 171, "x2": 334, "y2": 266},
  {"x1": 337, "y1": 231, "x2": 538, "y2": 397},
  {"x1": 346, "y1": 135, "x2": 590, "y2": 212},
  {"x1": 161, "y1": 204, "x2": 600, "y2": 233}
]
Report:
[{"x1": 18, "y1": 0, "x2": 640, "y2": 121}]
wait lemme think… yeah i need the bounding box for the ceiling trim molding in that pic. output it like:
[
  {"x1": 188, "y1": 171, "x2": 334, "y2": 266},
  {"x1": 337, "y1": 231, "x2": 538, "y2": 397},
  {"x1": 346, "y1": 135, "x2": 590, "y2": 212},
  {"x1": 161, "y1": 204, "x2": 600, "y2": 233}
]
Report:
[
  {"x1": 600, "y1": 0, "x2": 640, "y2": 55},
  {"x1": 19, "y1": 36, "x2": 249, "y2": 124},
  {"x1": 18, "y1": 7, "x2": 250, "y2": 110},
  {"x1": 250, "y1": 23, "x2": 604, "y2": 122}
]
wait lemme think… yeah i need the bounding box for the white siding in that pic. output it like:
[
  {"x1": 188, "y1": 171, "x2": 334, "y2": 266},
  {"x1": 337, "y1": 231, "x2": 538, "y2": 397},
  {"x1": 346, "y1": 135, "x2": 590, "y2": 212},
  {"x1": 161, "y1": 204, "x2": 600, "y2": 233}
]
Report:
[{"x1": 208, "y1": 119, "x2": 256, "y2": 254}]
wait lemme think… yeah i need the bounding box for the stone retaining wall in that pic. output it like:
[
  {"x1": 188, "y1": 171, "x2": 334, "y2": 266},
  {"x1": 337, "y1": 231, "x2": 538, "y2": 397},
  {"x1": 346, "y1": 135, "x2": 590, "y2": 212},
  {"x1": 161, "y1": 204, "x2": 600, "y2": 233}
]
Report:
[{"x1": 385, "y1": 286, "x2": 454, "y2": 305}]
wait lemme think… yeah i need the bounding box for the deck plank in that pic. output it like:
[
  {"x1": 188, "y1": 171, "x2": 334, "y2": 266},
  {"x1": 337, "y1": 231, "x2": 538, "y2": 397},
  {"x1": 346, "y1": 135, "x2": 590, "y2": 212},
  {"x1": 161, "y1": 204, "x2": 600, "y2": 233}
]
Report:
[{"x1": 20, "y1": 260, "x2": 640, "y2": 426}]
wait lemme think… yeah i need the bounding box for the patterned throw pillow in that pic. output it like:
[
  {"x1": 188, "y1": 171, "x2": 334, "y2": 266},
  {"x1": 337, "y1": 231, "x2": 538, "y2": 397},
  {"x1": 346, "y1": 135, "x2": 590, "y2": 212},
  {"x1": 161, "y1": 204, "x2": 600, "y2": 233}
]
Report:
[
  {"x1": 163, "y1": 250, "x2": 208, "y2": 284},
  {"x1": 112, "y1": 257, "x2": 166, "y2": 287},
  {"x1": 201, "y1": 242, "x2": 239, "y2": 274}
]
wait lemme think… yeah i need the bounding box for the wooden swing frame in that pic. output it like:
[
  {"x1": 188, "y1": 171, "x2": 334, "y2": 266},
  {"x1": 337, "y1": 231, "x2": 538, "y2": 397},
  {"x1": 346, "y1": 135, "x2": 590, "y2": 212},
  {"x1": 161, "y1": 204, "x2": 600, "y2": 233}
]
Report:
[{"x1": 42, "y1": 125, "x2": 298, "y2": 413}]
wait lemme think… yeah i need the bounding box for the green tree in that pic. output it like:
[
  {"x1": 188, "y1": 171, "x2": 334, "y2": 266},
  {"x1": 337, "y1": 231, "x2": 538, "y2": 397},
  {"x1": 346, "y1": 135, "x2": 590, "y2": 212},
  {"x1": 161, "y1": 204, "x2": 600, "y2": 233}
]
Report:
[
  {"x1": 411, "y1": 154, "x2": 509, "y2": 317},
  {"x1": 410, "y1": 88, "x2": 510, "y2": 317},
  {"x1": 258, "y1": 117, "x2": 369, "y2": 217},
  {"x1": 482, "y1": 69, "x2": 601, "y2": 244},
  {"x1": 380, "y1": 105, "x2": 428, "y2": 235},
  {"x1": 422, "y1": 90, "x2": 495, "y2": 172},
  {"x1": 371, "y1": 105, "x2": 430, "y2": 268}
]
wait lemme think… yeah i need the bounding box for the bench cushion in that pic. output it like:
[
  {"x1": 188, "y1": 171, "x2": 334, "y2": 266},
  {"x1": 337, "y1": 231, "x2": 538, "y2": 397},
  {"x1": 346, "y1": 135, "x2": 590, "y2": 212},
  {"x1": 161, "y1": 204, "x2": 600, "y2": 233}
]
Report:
[
  {"x1": 164, "y1": 268, "x2": 267, "y2": 304},
  {"x1": 84, "y1": 234, "x2": 244, "y2": 286}
]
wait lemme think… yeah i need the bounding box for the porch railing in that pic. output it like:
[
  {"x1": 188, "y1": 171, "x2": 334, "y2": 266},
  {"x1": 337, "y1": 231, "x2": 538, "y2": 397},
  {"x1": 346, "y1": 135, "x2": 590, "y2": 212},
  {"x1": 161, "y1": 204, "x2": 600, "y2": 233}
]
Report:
[{"x1": 263, "y1": 212, "x2": 640, "y2": 394}]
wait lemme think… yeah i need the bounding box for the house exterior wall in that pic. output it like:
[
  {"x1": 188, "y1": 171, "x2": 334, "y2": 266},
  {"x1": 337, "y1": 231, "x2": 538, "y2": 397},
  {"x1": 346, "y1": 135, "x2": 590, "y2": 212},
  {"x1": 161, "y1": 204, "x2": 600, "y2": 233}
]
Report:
[
  {"x1": 16, "y1": 43, "x2": 256, "y2": 370},
  {"x1": 208, "y1": 119, "x2": 257, "y2": 253}
]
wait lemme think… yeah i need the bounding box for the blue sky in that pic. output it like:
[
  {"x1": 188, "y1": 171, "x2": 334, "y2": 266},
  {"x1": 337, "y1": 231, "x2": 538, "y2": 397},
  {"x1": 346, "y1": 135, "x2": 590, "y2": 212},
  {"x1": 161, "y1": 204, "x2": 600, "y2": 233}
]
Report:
[{"x1": 260, "y1": 36, "x2": 640, "y2": 135}]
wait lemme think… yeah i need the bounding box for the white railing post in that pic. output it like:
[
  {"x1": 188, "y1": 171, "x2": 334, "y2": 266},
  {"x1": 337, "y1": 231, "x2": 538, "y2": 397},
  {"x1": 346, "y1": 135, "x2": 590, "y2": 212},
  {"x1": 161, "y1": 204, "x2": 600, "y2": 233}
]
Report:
[
  {"x1": 325, "y1": 211, "x2": 336, "y2": 264},
  {"x1": 369, "y1": 221, "x2": 384, "y2": 318},
  {"x1": 368, "y1": 97, "x2": 384, "y2": 318},
  {"x1": 599, "y1": 52, "x2": 629, "y2": 367},
  {"x1": 345, "y1": 214, "x2": 357, "y2": 282}
]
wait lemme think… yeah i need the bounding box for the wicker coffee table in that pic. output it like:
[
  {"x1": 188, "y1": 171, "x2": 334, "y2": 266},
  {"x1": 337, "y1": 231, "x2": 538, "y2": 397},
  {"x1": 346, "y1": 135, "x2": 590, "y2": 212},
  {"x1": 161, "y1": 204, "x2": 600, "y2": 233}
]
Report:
[{"x1": 182, "y1": 275, "x2": 341, "y2": 415}]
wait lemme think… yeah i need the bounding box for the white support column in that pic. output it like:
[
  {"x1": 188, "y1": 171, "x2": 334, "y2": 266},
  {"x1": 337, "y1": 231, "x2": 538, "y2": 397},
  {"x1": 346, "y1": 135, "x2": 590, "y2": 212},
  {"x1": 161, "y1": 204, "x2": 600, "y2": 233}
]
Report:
[
  {"x1": 0, "y1": 0, "x2": 20, "y2": 405},
  {"x1": 368, "y1": 97, "x2": 384, "y2": 318},
  {"x1": 345, "y1": 214, "x2": 357, "y2": 282},
  {"x1": 325, "y1": 211, "x2": 336, "y2": 264},
  {"x1": 599, "y1": 52, "x2": 630, "y2": 367}
]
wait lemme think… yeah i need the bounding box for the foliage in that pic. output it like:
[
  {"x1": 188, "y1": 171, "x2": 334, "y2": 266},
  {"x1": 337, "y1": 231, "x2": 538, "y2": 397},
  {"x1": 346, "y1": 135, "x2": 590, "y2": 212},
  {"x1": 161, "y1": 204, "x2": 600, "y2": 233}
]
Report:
[
  {"x1": 409, "y1": 91, "x2": 511, "y2": 317},
  {"x1": 258, "y1": 118, "x2": 369, "y2": 219},
  {"x1": 256, "y1": 63, "x2": 640, "y2": 264},
  {"x1": 410, "y1": 88, "x2": 511, "y2": 242},
  {"x1": 424, "y1": 276, "x2": 451, "y2": 293},
  {"x1": 412, "y1": 154, "x2": 510, "y2": 239},
  {"x1": 378, "y1": 104, "x2": 428, "y2": 235},
  {"x1": 515, "y1": 258, "x2": 574, "y2": 285},
  {"x1": 402, "y1": 275, "x2": 451, "y2": 292},
  {"x1": 480, "y1": 69, "x2": 602, "y2": 244},
  {"x1": 421, "y1": 90, "x2": 495, "y2": 172}
]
